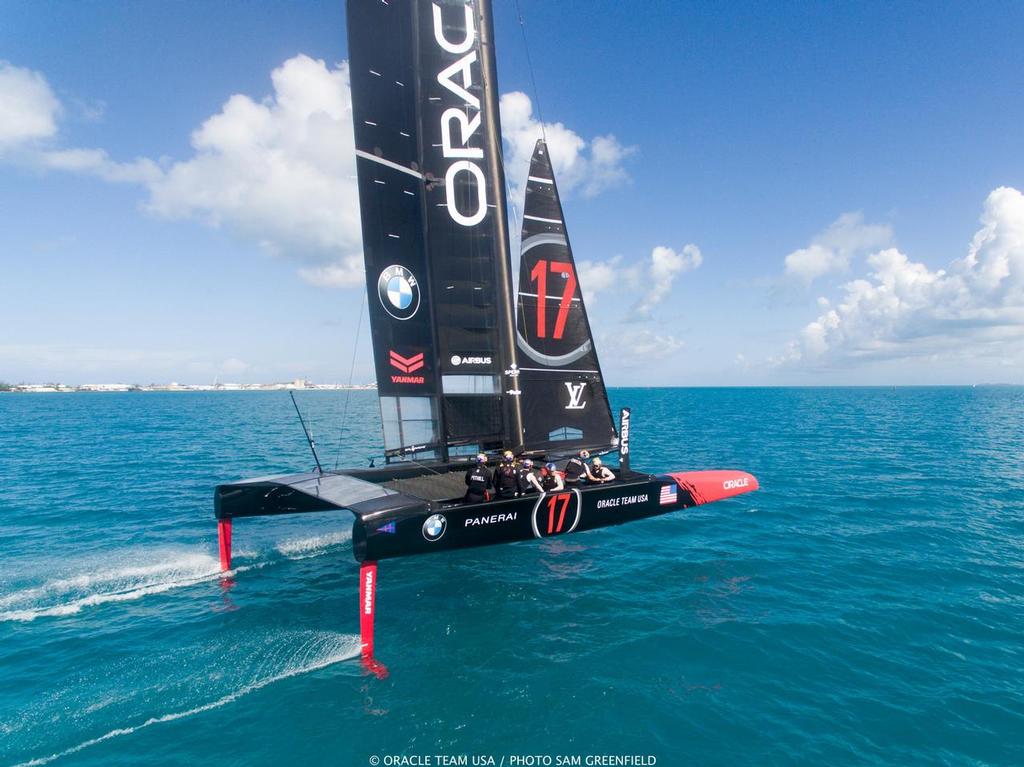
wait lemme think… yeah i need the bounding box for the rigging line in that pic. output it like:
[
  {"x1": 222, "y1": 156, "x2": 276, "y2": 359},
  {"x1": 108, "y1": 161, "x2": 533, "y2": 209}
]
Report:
[
  {"x1": 333, "y1": 290, "x2": 367, "y2": 470},
  {"x1": 513, "y1": 0, "x2": 546, "y2": 141}
]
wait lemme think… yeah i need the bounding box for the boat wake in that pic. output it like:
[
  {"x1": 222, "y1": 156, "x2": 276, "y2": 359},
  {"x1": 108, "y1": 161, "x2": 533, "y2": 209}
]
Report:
[
  {"x1": 6, "y1": 630, "x2": 361, "y2": 767},
  {"x1": 0, "y1": 530, "x2": 352, "y2": 623}
]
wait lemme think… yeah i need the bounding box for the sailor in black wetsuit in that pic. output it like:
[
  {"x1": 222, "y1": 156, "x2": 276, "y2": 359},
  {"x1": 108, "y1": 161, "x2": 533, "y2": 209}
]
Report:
[
  {"x1": 517, "y1": 458, "x2": 542, "y2": 495},
  {"x1": 540, "y1": 462, "x2": 564, "y2": 492},
  {"x1": 563, "y1": 449, "x2": 589, "y2": 486},
  {"x1": 494, "y1": 451, "x2": 519, "y2": 499},
  {"x1": 464, "y1": 454, "x2": 493, "y2": 504}
]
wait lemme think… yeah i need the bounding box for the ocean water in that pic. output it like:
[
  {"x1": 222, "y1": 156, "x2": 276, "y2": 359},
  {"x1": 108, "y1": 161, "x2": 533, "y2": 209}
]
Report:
[{"x1": 1, "y1": 387, "x2": 1022, "y2": 767}]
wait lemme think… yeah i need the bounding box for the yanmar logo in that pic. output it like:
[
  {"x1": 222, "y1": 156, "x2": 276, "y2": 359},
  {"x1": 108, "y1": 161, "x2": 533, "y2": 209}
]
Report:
[
  {"x1": 389, "y1": 350, "x2": 425, "y2": 384},
  {"x1": 362, "y1": 568, "x2": 374, "y2": 616},
  {"x1": 432, "y1": 2, "x2": 487, "y2": 227},
  {"x1": 723, "y1": 478, "x2": 750, "y2": 490}
]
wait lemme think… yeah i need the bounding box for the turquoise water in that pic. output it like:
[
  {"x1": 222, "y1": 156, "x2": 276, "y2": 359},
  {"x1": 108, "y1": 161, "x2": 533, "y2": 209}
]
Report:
[{"x1": 1, "y1": 388, "x2": 1022, "y2": 766}]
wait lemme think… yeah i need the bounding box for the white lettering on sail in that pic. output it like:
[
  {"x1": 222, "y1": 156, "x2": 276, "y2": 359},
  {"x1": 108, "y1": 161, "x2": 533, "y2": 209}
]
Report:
[
  {"x1": 436, "y1": 51, "x2": 480, "y2": 110},
  {"x1": 441, "y1": 109, "x2": 483, "y2": 159},
  {"x1": 432, "y1": 2, "x2": 487, "y2": 228},
  {"x1": 432, "y1": 2, "x2": 475, "y2": 54},
  {"x1": 446, "y1": 161, "x2": 487, "y2": 226}
]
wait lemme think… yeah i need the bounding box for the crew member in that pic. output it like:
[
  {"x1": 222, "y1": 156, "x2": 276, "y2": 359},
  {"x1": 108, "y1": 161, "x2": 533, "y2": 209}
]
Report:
[
  {"x1": 539, "y1": 462, "x2": 564, "y2": 492},
  {"x1": 587, "y1": 456, "x2": 616, "y2": 484},
  {"x1": 494, "y1": 451, "x2": 519, "y2": 499},
  {"x1": 517, "y1": 458, "x2": 543, "y2": 494},
  {"x1": 464, "y1": 454, "x2": 493, "y2": 504},
  {"x1": 563, "y1": 449, "x2": 589, "y2": 485}
]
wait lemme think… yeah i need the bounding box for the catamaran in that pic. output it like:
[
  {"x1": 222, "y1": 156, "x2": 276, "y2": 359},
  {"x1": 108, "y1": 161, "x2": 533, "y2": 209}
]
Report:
[{"x1": 214, "y1": 0, "x2": 758, "y2": 674}]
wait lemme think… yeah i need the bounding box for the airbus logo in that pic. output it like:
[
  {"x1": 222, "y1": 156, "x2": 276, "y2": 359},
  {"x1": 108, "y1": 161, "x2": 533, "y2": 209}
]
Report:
[
  {"x1": 723, "y1": 478, "x2": 750, "y2": 490},
  {"x1": 564, "y1": 381, "x2": 587, "y2": 410},
  {"x1": 450, "y1": 354, "x2": 493, "y2": 366}
]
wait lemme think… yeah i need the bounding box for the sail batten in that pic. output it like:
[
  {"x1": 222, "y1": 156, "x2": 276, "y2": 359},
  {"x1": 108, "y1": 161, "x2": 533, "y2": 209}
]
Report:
[{"x1": 515, "y1": 139, "x2": 617, "y2": 454}]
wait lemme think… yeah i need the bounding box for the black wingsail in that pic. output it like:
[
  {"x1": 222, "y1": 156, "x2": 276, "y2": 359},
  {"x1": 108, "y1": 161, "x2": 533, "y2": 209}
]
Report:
[
  {"x1": 347, "y1": 0, "x2": 522, "y2": 460},
  {"x1": 515, "y1": 140, "x2": 617, "y2": 454}
]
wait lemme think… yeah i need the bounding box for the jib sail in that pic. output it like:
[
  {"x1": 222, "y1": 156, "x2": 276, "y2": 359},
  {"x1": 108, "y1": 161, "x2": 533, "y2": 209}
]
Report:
[
  {"x1": 515, "y1": 139, "x2": 617, "y2": 453},
  {"x1": 347, "y1": 0, "x2": 522, "y2": 460}
]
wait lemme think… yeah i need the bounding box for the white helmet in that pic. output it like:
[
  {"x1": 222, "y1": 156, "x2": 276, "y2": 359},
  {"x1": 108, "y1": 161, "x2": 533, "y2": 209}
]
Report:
[{"x1": 592, "y1": 456, "x2": 602, "y2": 467}]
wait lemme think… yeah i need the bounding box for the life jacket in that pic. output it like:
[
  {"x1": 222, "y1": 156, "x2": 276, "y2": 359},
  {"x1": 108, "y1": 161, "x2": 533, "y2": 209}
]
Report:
[
  {"x1": 515, "y1": 466, "x2": 533, "y2": 492},
  {"x1": 540, "y1": 471, "x2": 559, "y2": 491},
  {"x1": 495, "y1": 464, "x2": 518, "y2": 495},
  {"x1": 563, "y1": 457, "x2": 585, "y2": 483},
  {"x1": 465, "y1": 466, "x2": 492, "y2": 496}
]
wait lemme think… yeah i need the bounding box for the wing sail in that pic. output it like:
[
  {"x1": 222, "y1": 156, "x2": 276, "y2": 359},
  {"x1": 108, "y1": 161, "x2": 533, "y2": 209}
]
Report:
[{"x1": 347, "y1": 0, "x2": 522, "y2": 460}]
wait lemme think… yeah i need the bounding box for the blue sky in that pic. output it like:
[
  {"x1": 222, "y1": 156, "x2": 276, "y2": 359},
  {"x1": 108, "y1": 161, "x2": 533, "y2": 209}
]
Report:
[{"x1": 2, "y1": 0, "x2": 1023, "y2": 385}]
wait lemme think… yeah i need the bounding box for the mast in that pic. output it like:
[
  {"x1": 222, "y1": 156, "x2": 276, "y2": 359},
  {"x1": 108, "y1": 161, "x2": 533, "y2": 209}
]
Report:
[{"x1": 478, "y1": 0, "x2": 524, "y2": 452}]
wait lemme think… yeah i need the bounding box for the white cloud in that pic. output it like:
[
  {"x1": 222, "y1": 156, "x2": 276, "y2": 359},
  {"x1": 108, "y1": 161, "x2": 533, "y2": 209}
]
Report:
[
  {"x1": 633, "y1": 243, "x2": 703, "y2": 317},
  {"x1": 218, "y1": 357, "x2": 250, "y2": 376},
  {"x1": 781, "y1": 187, "x2": 1024, "y2": 368},
  {"x1": 2, "y1": 59, "x2": 634, "y2": 292},
  {"x1": 784, "y1": 212, "x2": 892, "y2": 284},
  {"x1": 144, "y1": 55, "x2": 364, "y2": 287},
  {"x1": 573, "y1": 243, "x2": 703, "y2": 319},
  {"x1": 297, "y1": 256, "x2": 366, "y2": 289},
  {"x1": 500, "y1": 91, "x2": 635, "y2": 211},
  {"x1": 40, "y1": 148, "x2": 161, "y2": 184},
  {"x1": 577, "y1": 255, "x2": 632, "y2": 305},
  {"x1": 0, "y1": 62, "x2": 61, "y2": 150},
  {"x1": 600, "y1": 328, "x2": 684, "y2": 367}
]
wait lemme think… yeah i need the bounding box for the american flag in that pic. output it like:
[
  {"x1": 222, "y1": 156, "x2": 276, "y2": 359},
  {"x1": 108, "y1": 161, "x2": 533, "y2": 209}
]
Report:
[{"x1": 659, "y1": 484, "x2": 678, "y2": 506}]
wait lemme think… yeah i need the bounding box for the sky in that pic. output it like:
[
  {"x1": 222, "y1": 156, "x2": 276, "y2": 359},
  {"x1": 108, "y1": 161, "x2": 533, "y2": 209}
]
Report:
[{"x1": 1, "y1": 0, "x2": 1023, "y2": 386}]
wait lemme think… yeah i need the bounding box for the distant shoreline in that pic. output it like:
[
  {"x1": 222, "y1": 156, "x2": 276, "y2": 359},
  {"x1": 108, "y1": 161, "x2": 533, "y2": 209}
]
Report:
[
  {"x1": 2, "y1": 383, "x2": 1021, "y2": 393},
  {"x1": 1, "y1": 383, "x2": 377, "y2": 394}
]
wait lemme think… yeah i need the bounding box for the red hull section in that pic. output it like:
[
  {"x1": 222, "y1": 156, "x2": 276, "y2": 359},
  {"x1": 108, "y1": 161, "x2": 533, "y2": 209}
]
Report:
[{"x1": 667, "y1": 470, "x2": 759, "y2": 505}]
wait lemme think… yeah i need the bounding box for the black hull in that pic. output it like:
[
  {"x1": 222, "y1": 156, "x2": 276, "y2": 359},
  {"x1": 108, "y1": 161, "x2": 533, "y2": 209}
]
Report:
[
  {"x1": 355, "y1": 476, "x2": 685, "y2": 561},
  {"x1": 215, "y1": 464, "x2": 758, "y2": 564}
]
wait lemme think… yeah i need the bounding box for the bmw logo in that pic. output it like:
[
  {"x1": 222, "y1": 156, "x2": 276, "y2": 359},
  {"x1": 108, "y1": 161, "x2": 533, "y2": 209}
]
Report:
[
  {"x1": 377, "y1": 264, "x2": 421, "y2": 321},
  {"x1": 422, "y1": 513, "x2": 447, "y2": 542}
]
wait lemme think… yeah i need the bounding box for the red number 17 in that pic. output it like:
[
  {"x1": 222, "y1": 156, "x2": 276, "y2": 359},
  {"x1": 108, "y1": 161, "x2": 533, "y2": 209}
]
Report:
[
  {"x1": 529, "y1": 259, "x2": 576, "y2": 340},
  {"x1": 546, "y1": 493, "x2": 572, "y2": 534}
]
